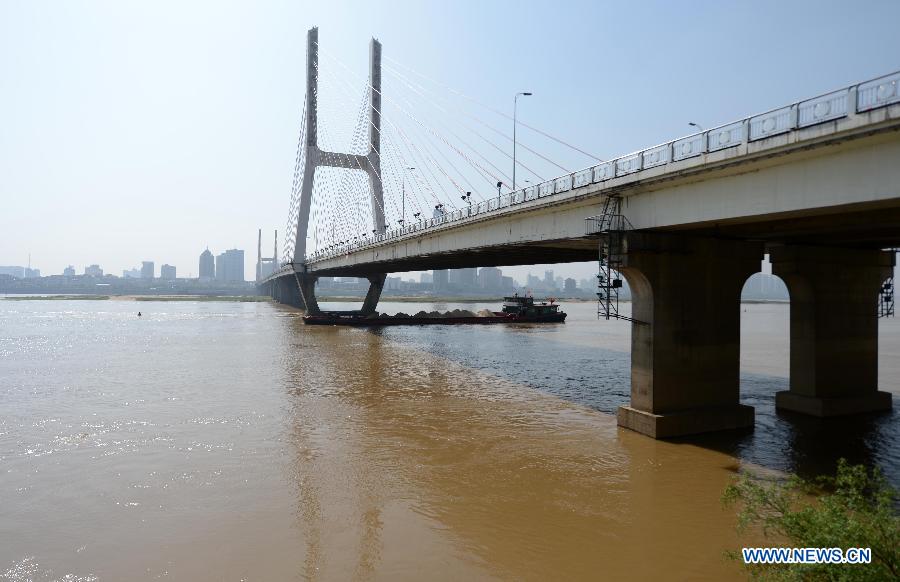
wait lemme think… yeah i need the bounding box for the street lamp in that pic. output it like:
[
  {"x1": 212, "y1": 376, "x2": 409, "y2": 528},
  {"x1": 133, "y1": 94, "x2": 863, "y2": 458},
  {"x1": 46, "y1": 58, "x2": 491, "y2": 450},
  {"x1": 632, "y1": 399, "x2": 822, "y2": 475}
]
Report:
[
  {"x1": 401, "y1": 166, "x2": 415, "y2": 226},
  {"x1": 688, "y1": 122, "x2": 704, "y2": 132},
  {"x1": 513, "y1": 91, "x2": 532, "y2": 191},
  {"x1": 461, "y1": 192, "x2": 472, "y2": 206}
]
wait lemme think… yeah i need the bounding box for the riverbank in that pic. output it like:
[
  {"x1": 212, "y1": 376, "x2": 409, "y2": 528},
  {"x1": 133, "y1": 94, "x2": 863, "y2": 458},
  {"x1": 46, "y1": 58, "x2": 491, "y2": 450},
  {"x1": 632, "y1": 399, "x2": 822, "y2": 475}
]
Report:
[
  {"x1": 2, "y1": 295, "x2": 110, "y2": 301},
  {"x1": 1, "y1": 295, "x2": 271, "y2": 302},
  {"x1": 131, "y1": 295, "x2": 271, "y2": 302}
]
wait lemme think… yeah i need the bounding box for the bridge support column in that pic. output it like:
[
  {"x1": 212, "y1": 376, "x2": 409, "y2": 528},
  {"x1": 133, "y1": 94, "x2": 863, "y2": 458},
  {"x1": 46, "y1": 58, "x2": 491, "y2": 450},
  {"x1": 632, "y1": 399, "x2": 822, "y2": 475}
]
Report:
[
  {"x1": 290, "y1": 279, "x2": 305, "y2": 309},
  {"x1": 268, "y1": 274, "x2": 307, "y2": 310},
  {"x1": 361, "y1": 274, "x2": 386, "y2": 316},
  {"x1": 295, "y1": 274, "x2": 320, "y2": 315},
  {"x1": 615, "y1": 233, "x2": 762, "y2": 438},
  {"x1": 770, "y1": 245, "x2": 894, "y2": 417}
]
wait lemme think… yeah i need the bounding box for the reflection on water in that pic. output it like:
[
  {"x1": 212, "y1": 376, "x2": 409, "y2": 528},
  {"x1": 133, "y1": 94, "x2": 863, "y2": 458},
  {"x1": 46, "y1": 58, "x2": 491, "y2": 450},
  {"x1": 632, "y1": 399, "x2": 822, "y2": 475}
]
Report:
[{"x1": 0, "y1": 299, "x2": 896, "y2": 580}]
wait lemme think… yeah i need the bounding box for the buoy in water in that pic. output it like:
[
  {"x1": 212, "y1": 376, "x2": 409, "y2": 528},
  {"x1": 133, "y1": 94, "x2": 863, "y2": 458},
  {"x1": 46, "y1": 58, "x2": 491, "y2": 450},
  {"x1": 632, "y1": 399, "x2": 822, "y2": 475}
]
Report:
[{"x1": 137, "y1": 312, "x2": 142, "y2": 317}]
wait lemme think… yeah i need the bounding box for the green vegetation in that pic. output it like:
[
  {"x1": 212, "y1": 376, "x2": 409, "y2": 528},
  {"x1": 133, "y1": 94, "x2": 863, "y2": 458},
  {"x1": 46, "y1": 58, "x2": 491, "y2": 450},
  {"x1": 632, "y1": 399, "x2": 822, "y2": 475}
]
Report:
[
  {"x1": 133, "y1": 295, "x2": 271, "y2": 302},
  {"x1": 3, "y1": 295, "x2": 109, "y2": 301},
  {"x1": 723, "y1": 459, "x2": 899, "y2": 581}
]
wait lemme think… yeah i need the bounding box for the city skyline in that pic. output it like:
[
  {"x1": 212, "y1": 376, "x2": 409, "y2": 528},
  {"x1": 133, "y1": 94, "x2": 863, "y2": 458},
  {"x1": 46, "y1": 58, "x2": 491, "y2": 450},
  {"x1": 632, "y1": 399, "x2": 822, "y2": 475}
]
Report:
[
  {"x1": 0, "y1": 244, "x2": 830, "y2": 302},
  {"x1": 1, "y1": 250, "x2": 593, "y2": 291}
]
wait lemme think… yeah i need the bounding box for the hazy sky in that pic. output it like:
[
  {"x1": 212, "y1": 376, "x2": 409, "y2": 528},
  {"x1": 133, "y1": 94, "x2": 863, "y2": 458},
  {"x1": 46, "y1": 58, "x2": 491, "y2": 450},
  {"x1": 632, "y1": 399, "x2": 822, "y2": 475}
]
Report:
[{"x1": 2, "y1": 0, "x2": 899, "y2": 282}]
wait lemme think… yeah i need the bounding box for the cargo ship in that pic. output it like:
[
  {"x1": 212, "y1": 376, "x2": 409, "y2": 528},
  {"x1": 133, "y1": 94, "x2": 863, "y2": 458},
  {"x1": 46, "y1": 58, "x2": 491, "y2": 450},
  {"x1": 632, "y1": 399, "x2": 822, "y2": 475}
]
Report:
[{"x1": 303, "y1": 294, "x2": 566, "y2": 326}]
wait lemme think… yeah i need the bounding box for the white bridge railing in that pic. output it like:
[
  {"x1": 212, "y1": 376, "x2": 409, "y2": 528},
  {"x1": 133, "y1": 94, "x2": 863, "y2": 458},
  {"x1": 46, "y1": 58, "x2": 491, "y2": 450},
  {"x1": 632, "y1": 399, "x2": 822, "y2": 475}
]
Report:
[{"x1": 301, "y1": 70, "x2": 899, "y2": 266}]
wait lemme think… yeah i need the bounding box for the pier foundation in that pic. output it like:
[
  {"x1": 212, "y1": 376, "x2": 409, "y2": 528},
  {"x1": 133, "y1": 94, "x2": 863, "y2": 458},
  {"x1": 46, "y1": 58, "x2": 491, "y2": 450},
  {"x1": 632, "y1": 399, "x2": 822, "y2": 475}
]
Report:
[
  {"x1": 615, "y1": 233, "x2": 762, "y2": 438},
  {"x1": 770, "y1": 245, "x2": 894, "y2": 416},
  {"x1": 267, "y1": 271, "x2": 387, "y2": 316}
]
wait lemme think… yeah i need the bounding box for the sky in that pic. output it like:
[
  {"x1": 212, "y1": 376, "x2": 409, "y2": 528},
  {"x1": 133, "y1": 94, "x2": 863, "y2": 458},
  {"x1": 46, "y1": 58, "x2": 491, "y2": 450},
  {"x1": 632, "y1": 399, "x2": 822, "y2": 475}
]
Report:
[{"x1": 2, "y1": 0, "x2": 899, "y2": 282}]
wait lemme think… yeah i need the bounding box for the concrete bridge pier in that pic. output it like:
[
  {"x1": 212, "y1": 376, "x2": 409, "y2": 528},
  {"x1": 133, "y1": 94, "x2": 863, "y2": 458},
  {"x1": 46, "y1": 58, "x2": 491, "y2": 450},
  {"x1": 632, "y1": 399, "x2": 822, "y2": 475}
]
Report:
[
  {"x1": 284, "y1": 276, "x2": 305, "y2": 309},
  {"x1": 615, "y1": 233, "x2": 763, "y2": 438},
  {"x1": 770, "y1": 245, "x2": 894, "y2": 417},
  {"x1": 265, "y1": 274, "x2": 306, "y2": 310},
  {"x1": 295, "y1": 274, "x2": 319, "y2": 314},
  {"x1": 361, "y1": 274, "x2": 387, "y2": 315},
  {"x1": 288, "y1": 272, "x2": 387, "y2": 316}
]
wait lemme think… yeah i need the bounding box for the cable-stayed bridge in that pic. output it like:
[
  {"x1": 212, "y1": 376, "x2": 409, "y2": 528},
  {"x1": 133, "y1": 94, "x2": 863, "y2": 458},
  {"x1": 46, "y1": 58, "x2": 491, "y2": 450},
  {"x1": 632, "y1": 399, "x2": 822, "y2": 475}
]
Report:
[{"x1": 260, "y1": 28, "x2": 900, "y2": 439}]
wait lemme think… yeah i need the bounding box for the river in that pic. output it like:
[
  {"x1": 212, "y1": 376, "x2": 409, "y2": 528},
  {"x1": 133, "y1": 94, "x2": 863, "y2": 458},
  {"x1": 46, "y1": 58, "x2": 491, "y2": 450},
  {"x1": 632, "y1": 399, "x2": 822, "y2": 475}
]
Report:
[{"x1": 0, "y1": 298, "x2": 897, "y2": 580}]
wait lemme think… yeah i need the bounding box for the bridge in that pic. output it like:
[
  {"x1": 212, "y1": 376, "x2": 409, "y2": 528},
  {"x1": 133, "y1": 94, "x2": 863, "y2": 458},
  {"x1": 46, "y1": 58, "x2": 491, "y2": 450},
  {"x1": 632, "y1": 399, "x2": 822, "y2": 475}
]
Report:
[{"x1": 259, "y1": 27, "x2": 900, "y2": 439}]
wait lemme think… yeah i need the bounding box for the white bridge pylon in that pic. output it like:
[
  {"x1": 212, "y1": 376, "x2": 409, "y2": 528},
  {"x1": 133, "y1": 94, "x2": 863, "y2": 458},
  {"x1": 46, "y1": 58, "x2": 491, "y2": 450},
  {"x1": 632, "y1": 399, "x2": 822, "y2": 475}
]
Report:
[{"x1": 292, "y1": 27, "x2": 385, "y2": 264}]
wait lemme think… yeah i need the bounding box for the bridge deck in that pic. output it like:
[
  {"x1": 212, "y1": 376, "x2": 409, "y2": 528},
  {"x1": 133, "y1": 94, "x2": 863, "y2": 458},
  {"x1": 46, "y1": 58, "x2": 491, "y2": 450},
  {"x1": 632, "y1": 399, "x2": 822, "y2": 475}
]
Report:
[{"x1": 262, "y1": 71, "x2": 900, "y2": 282}]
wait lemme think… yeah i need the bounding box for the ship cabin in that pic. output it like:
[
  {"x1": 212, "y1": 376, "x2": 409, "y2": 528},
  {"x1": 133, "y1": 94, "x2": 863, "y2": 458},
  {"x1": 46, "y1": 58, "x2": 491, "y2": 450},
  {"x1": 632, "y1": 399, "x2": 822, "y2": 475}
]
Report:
[{"x1": 501, "y1": 294, "x2": 561, "y2": 317}]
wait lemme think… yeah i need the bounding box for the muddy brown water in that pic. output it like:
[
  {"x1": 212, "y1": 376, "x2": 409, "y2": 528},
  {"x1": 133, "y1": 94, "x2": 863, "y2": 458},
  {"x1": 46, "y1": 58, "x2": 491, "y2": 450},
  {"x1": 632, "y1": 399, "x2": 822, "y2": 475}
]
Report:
[{"x1": 0, "y1": 299, "x2": 896, "y2": 580}]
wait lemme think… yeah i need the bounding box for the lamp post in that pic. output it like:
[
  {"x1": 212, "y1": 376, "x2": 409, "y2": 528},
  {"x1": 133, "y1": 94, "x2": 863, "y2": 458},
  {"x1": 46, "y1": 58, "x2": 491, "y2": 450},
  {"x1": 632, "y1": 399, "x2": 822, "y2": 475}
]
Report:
[
  {"x1": 513, "y1": 91, "x2": 532, "y2": 191},
  {"x1": 688, "y1": 122, "x2": 704, "y2": 132}
]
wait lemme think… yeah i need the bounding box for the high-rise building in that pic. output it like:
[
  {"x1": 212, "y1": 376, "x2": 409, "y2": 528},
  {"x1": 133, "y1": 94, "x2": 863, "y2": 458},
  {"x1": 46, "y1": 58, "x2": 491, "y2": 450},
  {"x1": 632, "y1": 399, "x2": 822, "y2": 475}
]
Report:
[
  {"x1": 63, "y1": 265, "x2": 75, "y2": 277},
  {"x1": 215, "y1": 249, "x2": 244, "y2": 282},
  {"x1": 449, "y1": 268, "x2": 477, "y2": 289},
  {"x1": 478, "y1": 267, "x2": 503, "y2": 290},
  {"x1": 433, "y1": 270, "x2": 449, "y2": 291},
  {"x1": 85, "y1": 264, "x2": 103, "y2": 277},
  {"x1": 141, "y1": 261, "x2": 154, "y2": 279},
  {"x1": 123, "y1": 268, "x2": 141, "y2": 278},
  {"x1": 564, "y1": 278, "x2": 577, "y2": 293},
  {"x1": 199, "y1": 249, "x2": 215, "y2": 281},
  {"x1": 0, "y1": 265, "x2": 41, "y2": 278},
  {"x1": 419, "y1": 272, "x2": 433, "y2": 284},
  {"x1": 0, "y1": 266, "x2": 25, "y2": 278},
  {"x1": 160, "y1": 264, "x2": 176, "y2": 280}
]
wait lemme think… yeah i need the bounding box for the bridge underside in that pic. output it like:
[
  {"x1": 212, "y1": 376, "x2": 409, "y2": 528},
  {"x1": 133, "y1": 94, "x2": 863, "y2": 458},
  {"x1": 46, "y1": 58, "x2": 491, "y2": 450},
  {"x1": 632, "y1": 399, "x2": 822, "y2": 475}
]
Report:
[
  {"x1": 309, "y1": 238, "x2": 598, "y2": 277},
  {"x1": 665, "y1": 199, "x2": 900, "y2": 249}
]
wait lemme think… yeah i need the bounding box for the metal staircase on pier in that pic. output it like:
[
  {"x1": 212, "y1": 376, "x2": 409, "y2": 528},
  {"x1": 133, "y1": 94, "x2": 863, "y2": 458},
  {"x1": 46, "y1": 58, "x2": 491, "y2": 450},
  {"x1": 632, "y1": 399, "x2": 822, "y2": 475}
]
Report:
[
  {"x1": 584, "y1": 196, "x2": 635, "y2": 322},
  {"x1": 877, "y1": 248, "x2": 896, "y2": 318},
  {"x1": 879, "y1": 275, "x2": 894, "y2": 318}
]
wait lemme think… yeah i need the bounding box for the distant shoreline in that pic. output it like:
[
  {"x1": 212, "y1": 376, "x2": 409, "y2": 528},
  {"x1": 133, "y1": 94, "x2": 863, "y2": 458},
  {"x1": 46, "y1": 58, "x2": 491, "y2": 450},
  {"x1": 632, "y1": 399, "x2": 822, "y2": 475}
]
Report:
[
  {"x1": 1, "y1": 294, "x2": 791, "y2": 305},
  {"x1": 2, "y1": 294, "x2": 271, "y2": 302}
]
